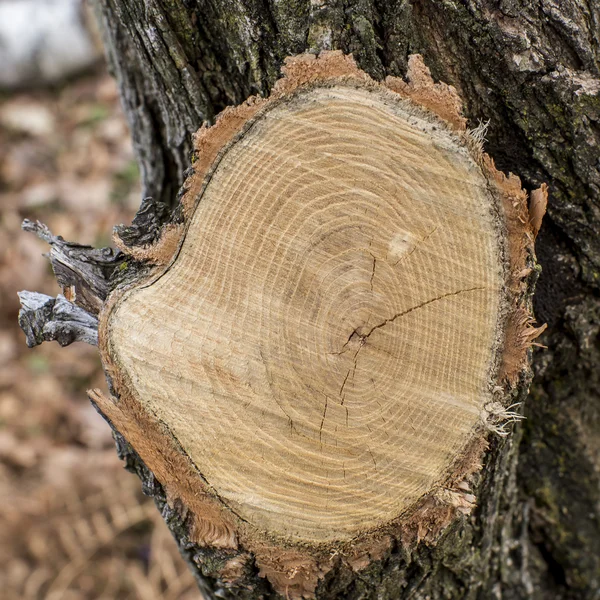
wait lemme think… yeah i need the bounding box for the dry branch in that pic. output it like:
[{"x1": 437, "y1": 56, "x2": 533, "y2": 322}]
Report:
[{"x1": 18, "y1": 292, "x2": 98, "y2": 347}]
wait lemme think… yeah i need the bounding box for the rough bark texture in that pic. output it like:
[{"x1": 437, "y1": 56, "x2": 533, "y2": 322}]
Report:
[
  {"x1": 21, "y1": 219, "x2": 125, "y2": 315},
  {"x1": 18, "y1": 291, "x2": 99, "y2": 348},
  {"x1": 80, "y1": 1, "x2": 600, "y2": 598}
]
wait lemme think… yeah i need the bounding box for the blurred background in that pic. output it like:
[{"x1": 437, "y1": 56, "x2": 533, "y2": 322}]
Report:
[{"x1": 0, "y1": 1, "x2": 201, "y2": 598}]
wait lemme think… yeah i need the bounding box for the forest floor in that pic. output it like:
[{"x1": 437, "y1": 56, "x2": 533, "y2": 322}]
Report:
[{"x1": 0, "y1": 68, "x2": 201, "y2": 600}]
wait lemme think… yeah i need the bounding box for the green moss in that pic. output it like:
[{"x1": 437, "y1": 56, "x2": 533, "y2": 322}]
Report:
[
  {"x1": 158, "y1": 0, "x2": 199, "y2": 57},
  {"x1": 270, "y1": 0, "x2": 310, "y2": 55}
]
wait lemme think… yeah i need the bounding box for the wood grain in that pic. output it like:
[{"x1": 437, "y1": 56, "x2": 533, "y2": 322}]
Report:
[{"x1": 105, "y1": 83, "x2": 506, "y2": 543}]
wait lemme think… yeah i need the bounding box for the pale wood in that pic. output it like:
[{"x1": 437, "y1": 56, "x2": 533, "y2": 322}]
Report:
[{"x1": 105, "y1": 82, "x2": 505, "y2": 543}]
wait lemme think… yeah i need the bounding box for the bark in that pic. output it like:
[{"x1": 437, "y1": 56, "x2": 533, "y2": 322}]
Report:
[
  {"x1": 18, "y1": 292, "x2": 99, "y2": 348},
  {"x1": 24, "y1": 1, "x2": 600, "y2": 599}
]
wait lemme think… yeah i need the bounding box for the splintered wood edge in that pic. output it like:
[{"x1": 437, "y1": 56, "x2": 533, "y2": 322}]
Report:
[{"x1": 101, "y1": 51, "x2": 547, "y2": 598}]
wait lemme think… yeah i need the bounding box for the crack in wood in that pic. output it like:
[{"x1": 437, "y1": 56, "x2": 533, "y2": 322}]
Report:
[
  {"x1": 361, "y1": 285, "x2": 489, "y2": 339},
  {"x1": 336, "y1": 286, "x2": 489, "y2": 408},
  {"x1": 369, "y1": 252, "x2": 377, "y2": 292},
  {"x1": 259, "y1": 349, "x2": 302, "y2": 438},
  {"x1": 319, "y1": 395, "x2": 329, "y2": 446}
]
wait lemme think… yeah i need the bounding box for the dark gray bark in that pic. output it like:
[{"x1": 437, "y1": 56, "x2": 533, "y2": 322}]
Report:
[
  {"x1": 21, "y1": 219, "x2": 125, "y2": 315},
  {"x1": 26, "y1": 1, "x2": 600, "y2": 599},
  {"x1": 18, "y1": 291, "x2": 99, "y2": 348}
]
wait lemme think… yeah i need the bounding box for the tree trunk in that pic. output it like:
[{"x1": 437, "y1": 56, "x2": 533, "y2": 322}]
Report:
[{"x1": 22, "y1": 1, "x2": 600, "y2": 599}]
